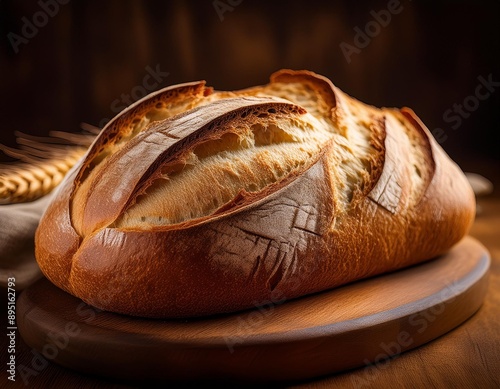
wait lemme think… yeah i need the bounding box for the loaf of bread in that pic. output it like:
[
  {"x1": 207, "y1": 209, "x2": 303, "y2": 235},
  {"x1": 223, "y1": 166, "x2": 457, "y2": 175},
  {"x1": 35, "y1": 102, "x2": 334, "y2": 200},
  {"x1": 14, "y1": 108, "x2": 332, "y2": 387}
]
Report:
[{"x1": 35, "y1": 70, "x2": 475, "y2": 318}]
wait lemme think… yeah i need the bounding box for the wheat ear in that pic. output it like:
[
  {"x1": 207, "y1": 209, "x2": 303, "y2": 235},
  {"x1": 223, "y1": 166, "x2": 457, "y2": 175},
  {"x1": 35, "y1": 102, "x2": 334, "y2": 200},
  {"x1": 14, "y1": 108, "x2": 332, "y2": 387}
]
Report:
[{"x1": 0, "y1": 125, "x2": 98, "y2": 204}]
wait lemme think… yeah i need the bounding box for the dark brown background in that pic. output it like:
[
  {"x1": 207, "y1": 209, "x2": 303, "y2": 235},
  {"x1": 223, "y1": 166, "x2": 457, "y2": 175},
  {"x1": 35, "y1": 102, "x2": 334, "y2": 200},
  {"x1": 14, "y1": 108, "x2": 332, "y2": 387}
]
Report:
[{"x1": 1, "y1": 0, "x2": 499, "y2": 187}]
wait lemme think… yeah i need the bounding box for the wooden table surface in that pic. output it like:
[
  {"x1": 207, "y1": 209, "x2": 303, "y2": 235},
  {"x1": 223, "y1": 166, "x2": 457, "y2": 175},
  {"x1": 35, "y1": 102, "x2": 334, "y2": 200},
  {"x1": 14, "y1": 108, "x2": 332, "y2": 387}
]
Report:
[{"x1": 2, "y1": 196, "x2": 500, "y2": 388}]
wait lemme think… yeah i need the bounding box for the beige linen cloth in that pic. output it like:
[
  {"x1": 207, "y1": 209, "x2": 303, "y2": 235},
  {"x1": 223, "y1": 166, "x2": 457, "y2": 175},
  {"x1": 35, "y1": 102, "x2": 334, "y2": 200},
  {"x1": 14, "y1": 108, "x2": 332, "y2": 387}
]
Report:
[{"x1": 0, "y1": 193, "x2": 53, "y2": 289}]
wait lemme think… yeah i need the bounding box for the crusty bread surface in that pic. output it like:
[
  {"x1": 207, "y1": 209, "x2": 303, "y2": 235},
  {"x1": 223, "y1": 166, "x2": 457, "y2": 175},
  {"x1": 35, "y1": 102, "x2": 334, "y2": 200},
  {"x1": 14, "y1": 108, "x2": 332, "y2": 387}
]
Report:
[{"x1": 35, "y1": 70, "x2": 475, "y2": 318}]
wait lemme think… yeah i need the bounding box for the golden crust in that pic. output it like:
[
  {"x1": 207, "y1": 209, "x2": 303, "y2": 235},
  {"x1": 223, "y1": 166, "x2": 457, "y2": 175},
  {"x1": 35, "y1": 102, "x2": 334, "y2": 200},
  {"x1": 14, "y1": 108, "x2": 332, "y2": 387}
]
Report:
[{"x1": 35, "y1": 70, "x2": 475, "y2": 318}]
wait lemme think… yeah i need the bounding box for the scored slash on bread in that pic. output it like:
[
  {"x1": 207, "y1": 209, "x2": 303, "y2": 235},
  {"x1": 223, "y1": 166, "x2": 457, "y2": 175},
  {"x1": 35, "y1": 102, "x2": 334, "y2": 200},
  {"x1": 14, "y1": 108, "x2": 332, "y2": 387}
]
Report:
[{"x1": 35, "y1": 70, "x2": 475, "y2": 318}]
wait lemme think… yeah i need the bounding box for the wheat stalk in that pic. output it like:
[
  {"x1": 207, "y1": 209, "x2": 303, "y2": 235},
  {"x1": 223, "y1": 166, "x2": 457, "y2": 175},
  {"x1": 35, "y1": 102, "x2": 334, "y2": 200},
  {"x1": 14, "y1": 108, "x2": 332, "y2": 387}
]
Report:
[{"x1": 0, "y1": 126, "x2": 98, "y2": 204}]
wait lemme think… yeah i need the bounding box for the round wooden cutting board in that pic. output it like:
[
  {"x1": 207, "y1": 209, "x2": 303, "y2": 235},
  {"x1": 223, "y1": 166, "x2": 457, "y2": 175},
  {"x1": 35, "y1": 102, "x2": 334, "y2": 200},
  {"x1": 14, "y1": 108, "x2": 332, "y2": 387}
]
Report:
[{"x1": 17, "y1": 236, "x2": 490, "y2": 383}]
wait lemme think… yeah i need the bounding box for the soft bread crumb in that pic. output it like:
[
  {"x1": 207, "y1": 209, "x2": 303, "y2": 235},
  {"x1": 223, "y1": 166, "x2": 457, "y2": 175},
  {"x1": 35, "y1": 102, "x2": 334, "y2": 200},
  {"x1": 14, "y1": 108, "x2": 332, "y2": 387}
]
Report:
[
  {"x1": 115, "y1": 114, "x2": 331, "y2": 228},
  {"x1": 72, "y1": 90, "x2": 210, "y2": 235},
  {"x1": 246, "y1": 82, "x2": 375, "y2": 209}
]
